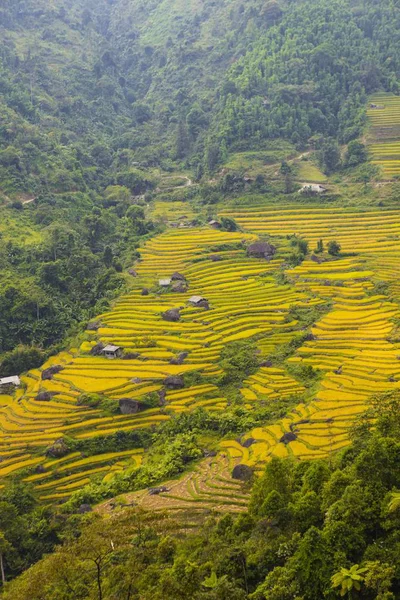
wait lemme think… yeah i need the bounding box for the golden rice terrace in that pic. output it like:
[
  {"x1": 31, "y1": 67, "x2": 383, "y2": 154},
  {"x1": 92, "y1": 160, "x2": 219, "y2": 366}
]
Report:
[{"x1": 2, "y1": 204, "x2": 400, "y2": 510}]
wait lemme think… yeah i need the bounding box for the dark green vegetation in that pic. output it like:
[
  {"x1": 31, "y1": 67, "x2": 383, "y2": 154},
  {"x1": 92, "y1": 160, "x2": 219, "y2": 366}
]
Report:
[
  {"x1": 2, "y1": 395, "x2": 400, "y2": 599},
  {"x1": 1, "y1": 0, "x2": 399, "y2": 194},
  {"x1": 0, "y1": 196, "x2": 155, "y2": 370}
]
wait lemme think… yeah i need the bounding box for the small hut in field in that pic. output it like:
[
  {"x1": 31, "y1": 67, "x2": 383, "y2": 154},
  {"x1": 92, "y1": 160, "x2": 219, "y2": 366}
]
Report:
[
  {"x1": 189, "y1": 295, "x2": 210, "y2": 310},
  {"x1": 101, "y1": 345, "x2": 123, "y2": 359},
  {"x1": 208, "y1": 219, "x2": 221, "y2": 229},
  {"x1": 247, "y1": 242, "x2": 276, "y2": 260}
]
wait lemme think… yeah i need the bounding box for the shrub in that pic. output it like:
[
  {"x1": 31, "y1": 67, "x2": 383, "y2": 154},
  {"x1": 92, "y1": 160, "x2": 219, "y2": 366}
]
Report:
[
  {"x1": 327, "y1": 240, "x2": 341, "y2": 256},
  {"x1": 0, "y1": 346, "x2": 44, "y2": 377}
]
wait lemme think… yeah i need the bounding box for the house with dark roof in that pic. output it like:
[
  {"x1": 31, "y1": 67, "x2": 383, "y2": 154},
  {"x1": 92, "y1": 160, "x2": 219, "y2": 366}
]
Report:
[{"x1": 247, "y1": 242, "x2": 276, "y2": 259}]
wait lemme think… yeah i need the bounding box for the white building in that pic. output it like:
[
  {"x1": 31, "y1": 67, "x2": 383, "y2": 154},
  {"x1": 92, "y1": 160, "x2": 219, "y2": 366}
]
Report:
[
  {"x1": 299, "y1": 184, "x2": 327, "y2": 195},
  {"x1": 0, "y1": 376, "x2": 20, "y2": 387}
]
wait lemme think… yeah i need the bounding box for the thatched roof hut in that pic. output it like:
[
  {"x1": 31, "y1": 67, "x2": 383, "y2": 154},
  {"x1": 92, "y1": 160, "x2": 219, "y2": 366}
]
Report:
[
  {"x1": 162, "y1": 308, "x2": 181, "y2": 322},
  {"x1": 280, "y1": 432, "x2": 297, "y2": 445},
  {"x1": 35, "y1": 391, "x2": 57, "y2": 402},
  {"x1": 171, "y1": 272, "x2": 186, "y2": 281},
  {"x1": 189, "y1": 295, "x2": 210, "y2": 309},
  {"x1": 209, "y1": 219, "x2": 221, "y2": 229},
  {"x1": 164, "y1": 375, "x2": 184, "y2": 389},
  {"x1": 119, "y1": 398, "x2": 143, "y2": 414},
  {"x1": 101, "y1": 345, "x2": 123, "y2": 359},
  {"x1": 0, "y1": 376, "x2": 20, "y2": 388},
  {"x1": 159, "y1": 278, "x2": 171, "y2": 287},
  {"x1": 232, "y1": 464, "x2": 253, "y2": 481},
  {"x1": 41, "y1": 365, "x2": 64, "y2": 380},
  {"x1": 247, "y1": 242, "x2": 276, "y2": 259}
]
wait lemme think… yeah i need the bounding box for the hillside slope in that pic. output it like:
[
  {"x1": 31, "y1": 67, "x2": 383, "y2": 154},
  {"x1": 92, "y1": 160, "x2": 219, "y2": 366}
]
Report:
[
  {"x1": 3, "y1": 1, "x2": 400, "y2": 597},
  {"x1": 1, "y1": 0, "x2": 400, "y2": 196}
]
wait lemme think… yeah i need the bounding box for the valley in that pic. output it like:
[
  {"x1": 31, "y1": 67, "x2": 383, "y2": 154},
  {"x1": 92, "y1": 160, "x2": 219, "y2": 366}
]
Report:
[{"x1": 2, "y1": 0, "x2": 400, "y2": 597}]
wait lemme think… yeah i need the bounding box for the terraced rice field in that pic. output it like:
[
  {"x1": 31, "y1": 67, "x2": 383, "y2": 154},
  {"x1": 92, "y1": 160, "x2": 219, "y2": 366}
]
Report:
[
  {"x1": 98, "y1": 453, "x2": 251, "y2": 518},
  {"x1": 367, "y1": 94, "x2": 400, "y2": 176},
  {"x1": 217, "y1": 203, "x2": 400, "y2": 470},
  {"x1": 0, "y1": 225, "x2": 316, "y2": 502},
  {"x1": 4, "y1": 201, "x2": 400, "y2": 513}
]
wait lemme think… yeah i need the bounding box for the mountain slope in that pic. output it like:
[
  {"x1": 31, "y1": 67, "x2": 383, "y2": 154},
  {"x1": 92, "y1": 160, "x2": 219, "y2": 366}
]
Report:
[{"x1": 1, "y1": 0, "x2": 400, "y2": 197}]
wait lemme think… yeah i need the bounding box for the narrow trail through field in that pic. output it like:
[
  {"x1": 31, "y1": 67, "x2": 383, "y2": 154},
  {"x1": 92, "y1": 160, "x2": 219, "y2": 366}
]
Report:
[{"x1": 157, "y1": 175, "x2": 193, "y2": 191}]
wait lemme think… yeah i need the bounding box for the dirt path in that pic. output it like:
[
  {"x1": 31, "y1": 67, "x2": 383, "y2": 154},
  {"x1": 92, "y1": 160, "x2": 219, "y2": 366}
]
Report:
[
  {"x1": 157, "y1": 176, "x2": 193, "y2": 192},
  {"x1": 163, "y1": 175, "x2": 192, "y2": 187}
]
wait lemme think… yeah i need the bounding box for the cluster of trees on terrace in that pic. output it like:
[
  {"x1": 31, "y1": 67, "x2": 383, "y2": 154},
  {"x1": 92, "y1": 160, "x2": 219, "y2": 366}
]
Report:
[{"x1": 2, "y1": 391, "x2": 400, "y2": 599}]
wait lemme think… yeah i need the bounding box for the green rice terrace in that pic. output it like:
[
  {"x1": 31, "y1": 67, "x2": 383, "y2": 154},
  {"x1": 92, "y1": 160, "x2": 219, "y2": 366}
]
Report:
[
  {"x1": 3, "y1": 198, "x2": 400, "y2": 515},
  {"x1": 367, "y1": 93, "x2": 400, "y2": 177}
]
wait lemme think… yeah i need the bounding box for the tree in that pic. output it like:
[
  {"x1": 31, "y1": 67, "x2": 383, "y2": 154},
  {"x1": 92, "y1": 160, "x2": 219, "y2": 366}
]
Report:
[
  {"x1": 175, "y1": 120, "x2": 190, "y2": 159},
  {"x1": 103, "y1": 246, "x2": 113, "y2": 268},
  {"x1": 331, "y1": 564, "x2": 368, "y2": 598},
  {"x1": 186, "y1": 104, "x2": 207, "y2": 138},
  {"x1": 317, "y1": 138, "x2": 341, "y2": 174},
  {"x1": 297, "y1": 239, "x2": 309, "y2": 256},
  {"x1": 220, "y1": 217, "x2": 238, "y2": 232},
  {"x1": 219, "y1": 340, "x2": 259, "y2": 385},
  {"x1": 280, "y1": 161, "x2": 294, "y2": 193},
  {"x1": 363, "y1": 561, "x2": 395, "y2": 600},
  {"x1": 388, "y1": 491, "x2": 400, "y2": 513},
  {"x1": 205, "y1": 141, "x2": 221, "y2": 173},
  {"x1": 315, "y1": 239, "x2": 324, "y2": 253},
  {"x1": 345, "y1": 141, "x2": 368, "y2": 167},
  {"x1": 327, "y1": 240, "x2": 341, "y2": 256},
  {"x1": 0, "y1": 344, "x2": 44, "y2": 377},
  {"x1": 104, "y1": 185, "x2": 131, "y2": 204}
]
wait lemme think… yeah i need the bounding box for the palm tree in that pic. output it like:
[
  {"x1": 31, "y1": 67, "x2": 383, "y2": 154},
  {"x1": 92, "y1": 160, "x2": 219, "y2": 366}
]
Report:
[
  {"x1": 331, "y1": 564, "x2": 368, "y2": 598},
  {"x1": 388, "y1": 491, "x2": 400, "y2": 513}
]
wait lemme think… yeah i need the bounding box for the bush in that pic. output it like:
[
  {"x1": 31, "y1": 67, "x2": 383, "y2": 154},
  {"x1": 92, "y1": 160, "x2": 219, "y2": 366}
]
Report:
[
  {"x1": 0, "y1": 346, "x2": 44, "y2": 378},
  {"x1": 327, "y1": 240, "x2": 341, "y2": 256},
  {"x1": 219, "y1": 340, "x2": 259, "y2": 385}
]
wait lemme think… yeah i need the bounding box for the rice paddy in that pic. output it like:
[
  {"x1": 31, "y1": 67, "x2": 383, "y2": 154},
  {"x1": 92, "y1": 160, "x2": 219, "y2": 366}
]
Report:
[
  {"x1": 3, "y1": 199, "x2": 400, "y2": 512},
  {"x1": 217, "y1": 203, "x2": 400, "y2": 470},
  {"x1": 367, "y1": 93, "x2": 400, "y2": 176}
]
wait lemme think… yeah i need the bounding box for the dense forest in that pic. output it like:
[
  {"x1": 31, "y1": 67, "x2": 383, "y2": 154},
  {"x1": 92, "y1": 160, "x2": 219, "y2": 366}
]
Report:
[{"x1": 1, "y1": 0, "x2": 399, "y2": 195}]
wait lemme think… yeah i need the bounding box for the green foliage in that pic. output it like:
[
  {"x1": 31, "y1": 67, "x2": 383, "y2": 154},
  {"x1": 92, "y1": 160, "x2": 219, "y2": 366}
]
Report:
[
  {"x1": 344, "y1": 141, "x2": 368, "y2": 168},
  {"x1": 220, "y1": 217, "x2": 238, "y2": 232},
  {"x1": 4, "y1": 402, "x2": 400, "y2": 598},
  {"x1": 331, "y1": 564, "x2": 367, "y2": 597},
  {"x1": 0, "y1": 195, "x2": 156, "y2": 357},
  {"x1": 0, "y1": 482, "x2": 61, "y2": 584},
  {"x1": 0, "y1": 346, "x2": 44, "y2": 378},
  {"x1": 317, "y1": 137, "x2": 342, "y2": 174},
  {"x1": 219, "y1": 340, "x2": 260, "y2": 386},
  {"x1": 328, "y1": 240, "x2": 341, "y2": 256},
  {"x1": 64, "y1": 433, "x2": 203, "y2": 510}
]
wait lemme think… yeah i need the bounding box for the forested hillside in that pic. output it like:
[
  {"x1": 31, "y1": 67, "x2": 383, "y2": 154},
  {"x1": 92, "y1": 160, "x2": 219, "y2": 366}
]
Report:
[
  {"x1": 1, "y1": 0, "x2": 400, "y2": 195},
  {"x1": 1, "y1": 0, "x2": 399, "y2": 362},
  {"x1": 2, "y1": 0, "x2": 400, "y2": 598}
]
